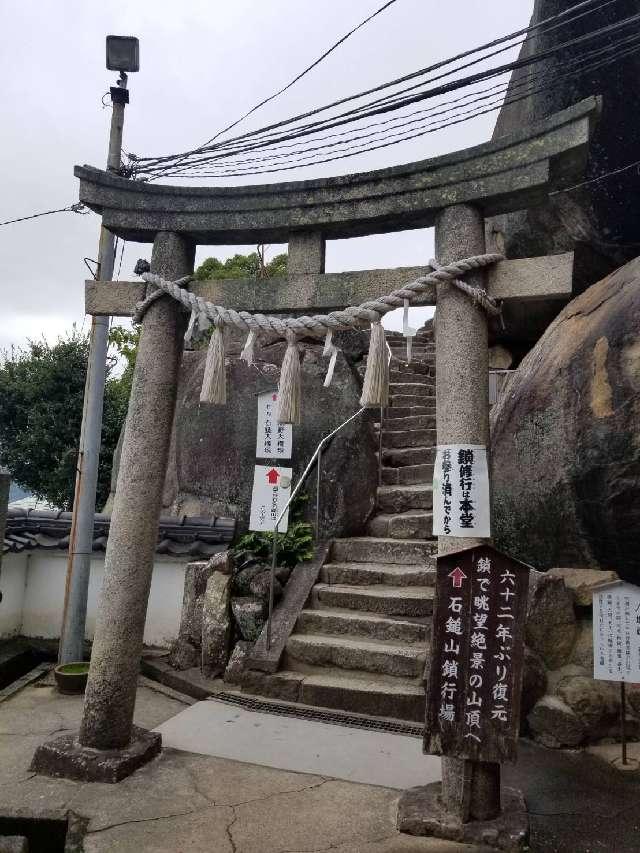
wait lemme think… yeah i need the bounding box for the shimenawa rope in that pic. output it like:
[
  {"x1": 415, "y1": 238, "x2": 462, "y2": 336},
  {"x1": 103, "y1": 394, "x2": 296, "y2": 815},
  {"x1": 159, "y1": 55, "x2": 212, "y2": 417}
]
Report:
[{"x1": 133, "y1": 253, "x2": 503, "y2": 422}]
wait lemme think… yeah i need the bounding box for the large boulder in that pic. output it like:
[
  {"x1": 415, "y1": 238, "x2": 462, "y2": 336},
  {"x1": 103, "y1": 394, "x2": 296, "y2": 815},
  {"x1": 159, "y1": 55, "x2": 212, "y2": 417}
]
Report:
[
  {"x1": 527, "y1": 695, "x2": 586, "y2": 748},
  {"x1": 201, "y1": 572, "x2": 232, "y2": 677},
  {"x1": 162, "y1": 338, "x2": 377, "y2": 536},
  {"x1": 491, "y1": 258, "x2": 640, "y2": 582},
  {"x1": 526, "y1": 571, "x2": 577, "y2": 670},
  {"x1": 521, "y1": 647, "x2": 548, "y2": 721},
  {"x1": 556, "y1": 675, "x2": 619, "y2": 736},
  {"x1": 486, "y1": 0, "x2": 640, "y2": 346},
  {"x1": 547, "y1": 568, "x2": 619, "y2": 607}
]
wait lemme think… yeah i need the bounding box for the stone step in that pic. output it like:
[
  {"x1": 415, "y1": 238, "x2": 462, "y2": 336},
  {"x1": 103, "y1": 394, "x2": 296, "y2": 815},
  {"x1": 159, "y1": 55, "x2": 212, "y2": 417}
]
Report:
[
  {"x1": 381, "y1": 463, "x2": 433, "y2": 485},
  {"x1": 312, "y1": 583, "x2": 435, "y2": 617},
  {"x1": 381, "y1": 428, "x2": 436, "y2": 449},
  {"x1": 243, "y1": 667, "x2": 424, "y2": 722},
  {"x1": 389, "y1": 375, "x2": 435, "y2": 389},
  {"x1": 389, "y1": 342, "x2": 434, "y2": 352},
  {"x1": 382, "y1": 414, "x2": 436, "y2": 431},
  {"x1": 376, "y1": 483, "x2": 433, "y2": 512},
  {"x1": 331, "y1": 537, "x2": 436, "y2": 565},
  {"x1": 389, "y1": 362, "x2": 434, "y2": 377},
  {"x1": 320, "y1": 561, "x2": 435, "y2": 587},
  {"x1": 389, "y1": 395, "x2": 436, "y2": 408},
  {"x1": 381, "y1": 445, "x2": 436, "y2": 468},
  {"x1": 389, "y1": 382, "x2": 435, "y2": 396},
  {"x1": 368, "y1": 510, "x2": 434, "y2": 540},
  {"x1": 296, "y1": 607, "x2": 430, "y2": 643},
  {"x1": 285, "y1": 633, "x2": 426, "y2": 679},
  {"x1": 384, "y1": 405, "x2": 435, "y2": 419}
]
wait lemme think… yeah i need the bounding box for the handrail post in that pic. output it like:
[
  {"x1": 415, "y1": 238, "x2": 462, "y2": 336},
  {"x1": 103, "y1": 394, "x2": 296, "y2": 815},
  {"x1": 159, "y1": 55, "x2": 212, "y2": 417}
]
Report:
[
  {"x1": 267, "y1": 522, "x2": 278, "y2": 651},
  {"x1": 316, "y1": 448, "x2": 322, "y2": 537},
  {"x1": 378, "y1": 404, "x2": 384, "y2": 486},
  {"x1": 263, "y1": 406, "x2": 367, "y2": 650}
]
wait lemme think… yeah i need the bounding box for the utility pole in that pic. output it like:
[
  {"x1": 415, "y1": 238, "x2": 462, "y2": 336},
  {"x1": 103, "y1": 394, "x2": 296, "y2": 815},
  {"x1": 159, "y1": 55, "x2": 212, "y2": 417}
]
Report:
[{"x1": 58, "y1": 37, "x2": 139, "y2": 664}]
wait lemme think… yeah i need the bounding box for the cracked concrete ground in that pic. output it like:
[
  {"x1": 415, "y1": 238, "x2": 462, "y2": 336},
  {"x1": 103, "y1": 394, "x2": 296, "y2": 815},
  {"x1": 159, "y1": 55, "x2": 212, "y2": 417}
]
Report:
[{"x1": 0, "y1": 680, "x2": 489, "y2": 853}]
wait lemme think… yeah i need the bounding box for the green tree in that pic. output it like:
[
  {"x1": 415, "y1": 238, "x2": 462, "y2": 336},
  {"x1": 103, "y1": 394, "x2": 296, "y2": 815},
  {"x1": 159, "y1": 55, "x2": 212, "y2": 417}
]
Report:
[
  {"x1": 0, "y1": 329, "x2": 133, "y2": 510},
  {"x1": 195, "y1": 249, "x2": 288, "y2": 280}
]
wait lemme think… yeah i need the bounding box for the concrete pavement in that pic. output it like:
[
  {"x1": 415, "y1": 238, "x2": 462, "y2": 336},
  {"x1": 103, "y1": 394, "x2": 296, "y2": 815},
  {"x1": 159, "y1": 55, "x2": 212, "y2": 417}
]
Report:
[{"x1": 0, "y1": 678, "x2": 487, "y2": 853}]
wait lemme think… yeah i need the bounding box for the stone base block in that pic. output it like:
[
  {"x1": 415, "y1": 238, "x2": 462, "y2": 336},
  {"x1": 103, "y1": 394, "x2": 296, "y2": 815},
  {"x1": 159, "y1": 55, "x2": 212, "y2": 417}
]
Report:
[
  {"x1": 30, "y1": 726, "x2": 161, "y2": 783},
  {"x1": 396, "y1": 782, "x2": 528, "y2": 852}
]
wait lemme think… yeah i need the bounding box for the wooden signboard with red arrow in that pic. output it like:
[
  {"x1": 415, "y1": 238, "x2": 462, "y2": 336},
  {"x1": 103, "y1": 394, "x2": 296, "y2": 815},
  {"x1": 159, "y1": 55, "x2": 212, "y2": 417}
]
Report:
[{"x1": 424, "y1": 545, "x2": 530, "y2": 763}]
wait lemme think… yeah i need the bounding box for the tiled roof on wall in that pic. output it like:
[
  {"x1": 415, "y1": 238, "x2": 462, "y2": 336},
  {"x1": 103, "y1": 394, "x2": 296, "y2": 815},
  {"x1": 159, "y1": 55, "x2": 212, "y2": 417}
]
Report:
[{"x1": 3, "y1": 508, "x2": 235, "y2": 559}]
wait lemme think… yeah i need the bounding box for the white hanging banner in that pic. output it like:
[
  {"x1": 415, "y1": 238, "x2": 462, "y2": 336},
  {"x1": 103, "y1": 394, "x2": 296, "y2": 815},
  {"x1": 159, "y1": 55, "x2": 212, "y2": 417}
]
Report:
[
  {"x1": 256, "y1": 391, "x2": 292, "y2": 460},
  {"x1": 432, "y1": 444, "x2": 491, "y2": 538},
  {"x1": 592, "y1": 581, "x2": 640, "y2": 683},
  {"x1": 249, "y1": 465, "x2": 292, "y2": 533}
]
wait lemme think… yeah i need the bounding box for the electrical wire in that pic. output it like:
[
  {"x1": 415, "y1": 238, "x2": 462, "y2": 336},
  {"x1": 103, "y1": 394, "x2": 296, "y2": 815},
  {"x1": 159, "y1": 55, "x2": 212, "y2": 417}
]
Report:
[
  {"x1": 135, "y1": 0, "x2": 608, "y2": 168},
  {"x1": 0, "y1": 203, "x2": 87, "y2": 228},
  {"x1": 200, "y1": 0, "x2": 400, "y2": 146},
  {"x1": 164, "y1": 31, "x2": 640, "y2": 176},
  {"x1": 162, "y1": 38, "x2": 640, "y2": 179},
  {"x1": 142, "y1": 12, "x2": 640, "y2": 179},
  {"x1": 549, "y1": 158, "x2": 640, "y2": 196},
  {"x1": 132, "y1": 0, "x2": 624, "y2": 177}
]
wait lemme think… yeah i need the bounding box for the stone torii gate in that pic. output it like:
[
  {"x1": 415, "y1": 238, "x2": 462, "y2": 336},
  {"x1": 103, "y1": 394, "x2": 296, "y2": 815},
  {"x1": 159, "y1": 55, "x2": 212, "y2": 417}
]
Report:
[{"x1": 34, "y1": 96, "x2": 598, "y2": 833}]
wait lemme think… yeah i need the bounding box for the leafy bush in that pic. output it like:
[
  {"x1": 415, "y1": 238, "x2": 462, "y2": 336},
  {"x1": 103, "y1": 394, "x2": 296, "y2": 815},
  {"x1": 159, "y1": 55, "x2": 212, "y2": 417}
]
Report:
[
  {"x1": 0, "y1": 330, "x2": 131, "y2": 510},
  {"x1": 232, "y1": 494, "x2": 314, "y2": 568}
]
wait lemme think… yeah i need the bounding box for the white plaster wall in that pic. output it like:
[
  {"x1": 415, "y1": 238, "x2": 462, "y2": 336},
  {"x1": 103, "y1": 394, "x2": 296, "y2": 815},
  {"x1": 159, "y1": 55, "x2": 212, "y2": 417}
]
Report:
[
  {"x1": 1, "y1": 551, "x2": 186, "y2": 647},
  {"x1": 0, "y1": 553, "x2": 28, "y2": 638}
]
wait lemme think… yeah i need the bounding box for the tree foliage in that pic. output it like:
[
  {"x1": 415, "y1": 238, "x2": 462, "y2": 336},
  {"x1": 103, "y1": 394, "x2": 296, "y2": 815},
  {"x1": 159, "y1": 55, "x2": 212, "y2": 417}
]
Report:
[
  {"x1": 0, "y1": 248, "x2": 286, "y2": 511},
  {"x1": 0, "y1": 329, "x2": 133, "y2": 510},
  {"x1": 195, "y1": 250, "x2": 288, "y2": 281}
]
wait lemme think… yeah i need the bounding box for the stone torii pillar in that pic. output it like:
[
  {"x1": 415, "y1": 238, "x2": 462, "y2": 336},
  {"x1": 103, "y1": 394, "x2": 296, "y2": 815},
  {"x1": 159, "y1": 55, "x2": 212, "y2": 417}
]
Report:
[
  {"x1": 32, "y1": 231, "x2": 194, "y2": 781},
  {"x1": 435, "y1": 204, "x2": 498, "y2": 822}
]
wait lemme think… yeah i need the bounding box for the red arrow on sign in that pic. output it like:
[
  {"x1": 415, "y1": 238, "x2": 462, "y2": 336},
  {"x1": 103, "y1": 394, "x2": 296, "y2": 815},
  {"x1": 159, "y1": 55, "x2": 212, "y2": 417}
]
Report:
[
  {"x1": 266, "y1": 468, "x2": 280, "y2": 485},
  {"x1": 448, "y1": 567, "x2": 467, "y2": 589}
]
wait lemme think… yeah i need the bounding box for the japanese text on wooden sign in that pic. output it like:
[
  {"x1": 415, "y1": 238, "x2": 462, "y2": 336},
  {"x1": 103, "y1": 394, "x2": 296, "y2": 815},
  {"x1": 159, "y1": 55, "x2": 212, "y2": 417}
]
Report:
[
  {"x1": 432, "y1": 445, "x2": 490, "y2": 538},
  {"x1": 249, "y1": 465, "x2": 292, "y2": 533},
  {"x1": 593, "y1": 582, "x2": 640, "y2": 683},
  {"x1": 256, "y1": 391, "x2": 292, "y2": 460},
  {"x1": 425, "y1": 545, "x2": 529, "y2": 763}
]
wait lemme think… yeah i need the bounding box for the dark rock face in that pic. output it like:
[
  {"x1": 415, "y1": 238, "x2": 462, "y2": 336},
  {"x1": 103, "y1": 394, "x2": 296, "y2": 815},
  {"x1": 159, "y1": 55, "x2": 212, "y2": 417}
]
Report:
[
  {"x1": 162, "y1": 339, "x2": 377, "y2": 536},
  {"x1": 491, "y1": 257, "x2": 640, "y2": 581},
  {"x1": 487, "y1": 0, "x2": 640, "y2": 345},
  {"x1": 526, "y1": 572, "x2": 577, "y2": 669},
  {"x1": 521, "y1": 647, "x2": 548, "y2": 722}
]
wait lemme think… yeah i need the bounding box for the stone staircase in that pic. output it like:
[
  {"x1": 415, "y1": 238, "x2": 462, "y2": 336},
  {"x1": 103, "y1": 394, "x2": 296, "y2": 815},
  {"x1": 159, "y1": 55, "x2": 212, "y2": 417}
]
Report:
[{"x1": 245, "y1": 326, "x2": 438, "y2": 722}]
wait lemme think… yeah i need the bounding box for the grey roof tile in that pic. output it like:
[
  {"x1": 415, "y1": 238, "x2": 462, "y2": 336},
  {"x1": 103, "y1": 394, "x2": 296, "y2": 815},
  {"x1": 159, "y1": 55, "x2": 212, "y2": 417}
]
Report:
[{"x1": 3, "y1": 507, "x2": 236, "y2": 558}]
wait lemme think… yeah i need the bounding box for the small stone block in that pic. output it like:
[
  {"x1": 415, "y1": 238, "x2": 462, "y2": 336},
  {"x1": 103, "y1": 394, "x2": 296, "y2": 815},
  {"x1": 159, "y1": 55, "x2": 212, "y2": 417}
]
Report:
[
  {"x1": 0, "y1": 838, "x2": 29, "y2": 853},
  {"x1": 30, "y1": 726, "x2": 161, "y2": 783},
  {"x1": 396, "y1": 782, "x2": 528, "y2": 852}
]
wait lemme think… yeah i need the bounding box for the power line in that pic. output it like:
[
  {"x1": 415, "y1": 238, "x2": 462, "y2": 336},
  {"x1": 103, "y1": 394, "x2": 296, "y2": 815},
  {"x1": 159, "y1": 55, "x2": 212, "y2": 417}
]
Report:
[
  {"x1": 549, "y1": 158, "x2": 640, "y2": 196},
  {"x1": 0, "y1": 202, "x2": 87, "y2": 228},
  {"x1": 132, "y1": 0, "x2": 620, "y2": 175},
  {"x1": 201, "y1": 0, "x2": 401, "y2": 146},
  {"x1": 163, "y1": 38, "x2": 640, "y2": 179},
  {"x1": 142, "y1": 9, "x2": 640, "y2": 179},
  {"x1": 165, "y1": 31, "x2": 639, "y2": 176}
]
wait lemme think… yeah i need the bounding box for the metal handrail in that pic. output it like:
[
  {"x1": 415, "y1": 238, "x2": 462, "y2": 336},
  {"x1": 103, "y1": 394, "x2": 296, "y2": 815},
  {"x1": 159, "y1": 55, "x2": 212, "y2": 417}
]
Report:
[{"x1": 266, "y1": 406, "x2": 367, "y2": 649}]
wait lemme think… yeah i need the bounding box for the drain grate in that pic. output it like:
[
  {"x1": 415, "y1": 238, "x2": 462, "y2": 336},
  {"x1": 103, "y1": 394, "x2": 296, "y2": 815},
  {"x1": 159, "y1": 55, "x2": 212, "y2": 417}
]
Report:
[{"x1": 213, "y1": 691, "x2": 424, "y2": 738}]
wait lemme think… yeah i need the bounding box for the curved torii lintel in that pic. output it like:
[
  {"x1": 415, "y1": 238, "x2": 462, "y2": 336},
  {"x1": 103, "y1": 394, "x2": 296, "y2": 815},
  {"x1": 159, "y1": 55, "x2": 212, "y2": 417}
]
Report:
[{"x1": 75, "y1": 97, "x2": 600, "y2": 245}]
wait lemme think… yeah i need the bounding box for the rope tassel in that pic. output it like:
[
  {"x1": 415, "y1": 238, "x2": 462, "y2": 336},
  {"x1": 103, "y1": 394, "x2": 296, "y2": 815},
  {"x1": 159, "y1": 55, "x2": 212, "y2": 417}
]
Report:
[
  {"x1": 360, "y1": 321, "x2": 389, "y2": 407},
  {"x1": 277, "y1": 331, "x2": 302, "y2": 425},
  {"x1": 200, "y1": 319, "x2": 227, "y2": 405},
  {"x1": 240, "y1": 329, "x2": 257, "y2": 366}
]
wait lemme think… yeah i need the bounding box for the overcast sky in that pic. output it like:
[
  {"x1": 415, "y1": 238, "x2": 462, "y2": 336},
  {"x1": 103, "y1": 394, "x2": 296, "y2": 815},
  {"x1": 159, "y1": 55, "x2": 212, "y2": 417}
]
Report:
[{"x1": 0, "y1": 0, "x2": 531, "y2": 351}]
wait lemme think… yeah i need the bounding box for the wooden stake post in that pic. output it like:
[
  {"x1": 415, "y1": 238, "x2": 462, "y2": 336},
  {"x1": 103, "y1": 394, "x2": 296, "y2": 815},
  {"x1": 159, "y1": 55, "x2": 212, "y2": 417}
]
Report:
[{"x1": 425, "y1": 545, "x2": 529, "y2": 767}]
